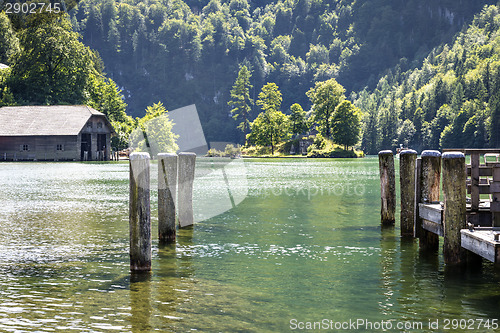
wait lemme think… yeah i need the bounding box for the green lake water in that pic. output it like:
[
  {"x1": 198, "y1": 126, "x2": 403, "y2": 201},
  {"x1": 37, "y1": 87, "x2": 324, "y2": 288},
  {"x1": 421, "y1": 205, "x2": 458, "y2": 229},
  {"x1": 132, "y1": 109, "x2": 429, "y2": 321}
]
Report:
[{"x1": 0, "y1": 157, "x2": 499, "y2": 332}]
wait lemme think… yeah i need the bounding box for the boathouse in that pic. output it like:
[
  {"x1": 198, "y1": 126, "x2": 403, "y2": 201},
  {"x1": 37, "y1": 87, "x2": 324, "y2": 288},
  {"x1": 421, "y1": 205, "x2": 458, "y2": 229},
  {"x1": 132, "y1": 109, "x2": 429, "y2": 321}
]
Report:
[{"x1": 0, "y1": 105, "x2": 114, "y2": 161}]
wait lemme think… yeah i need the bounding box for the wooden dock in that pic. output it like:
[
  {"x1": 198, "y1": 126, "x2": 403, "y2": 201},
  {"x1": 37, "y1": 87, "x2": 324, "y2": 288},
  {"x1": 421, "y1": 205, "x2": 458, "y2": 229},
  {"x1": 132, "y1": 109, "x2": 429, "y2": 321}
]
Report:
[
  {"x1": 380, "y1": 148, "x2": 500, "y2": 264},
  {"x1": 461, "y1": 228, "x2": 500, "y2": 263}
]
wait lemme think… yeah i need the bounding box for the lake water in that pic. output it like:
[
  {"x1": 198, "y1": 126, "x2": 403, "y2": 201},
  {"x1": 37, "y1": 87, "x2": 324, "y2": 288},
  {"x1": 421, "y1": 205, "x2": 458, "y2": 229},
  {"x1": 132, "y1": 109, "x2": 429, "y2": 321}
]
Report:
[{"x1": 0, "y1": 157, "x2": 499, "y2": 332}]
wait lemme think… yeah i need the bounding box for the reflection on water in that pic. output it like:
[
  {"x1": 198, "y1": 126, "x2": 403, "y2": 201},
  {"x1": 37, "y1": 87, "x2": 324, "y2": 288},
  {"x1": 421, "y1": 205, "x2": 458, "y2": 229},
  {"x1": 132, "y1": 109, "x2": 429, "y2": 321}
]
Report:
[{"x1": 0, "y1": 159, "x2": 499, "y2": 332}]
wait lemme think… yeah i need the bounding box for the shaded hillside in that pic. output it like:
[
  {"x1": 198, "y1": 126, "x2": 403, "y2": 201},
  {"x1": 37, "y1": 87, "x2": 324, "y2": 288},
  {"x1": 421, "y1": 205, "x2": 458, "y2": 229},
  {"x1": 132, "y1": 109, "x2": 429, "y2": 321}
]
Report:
[
  {"x1": 355, "y1": 4, "x2": 500, "y2": 154},
  {"x1": 71, "y1": 0, "x2": 494, "y2": 144}
]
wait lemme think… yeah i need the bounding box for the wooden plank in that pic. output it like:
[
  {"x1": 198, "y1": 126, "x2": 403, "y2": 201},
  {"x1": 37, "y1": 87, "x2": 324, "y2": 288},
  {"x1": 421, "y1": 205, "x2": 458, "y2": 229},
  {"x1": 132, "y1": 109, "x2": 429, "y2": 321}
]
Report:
[
  {"x1": 467, "y1": 166, "x2": 493, "y2": 177},
  {"x1": 484, "y1": 153, "x2": 500, "y2": 165},
  {"x1": 418, "y1": 203, "x2": 443, "y2": 224},
  {"x1": 471, "y1": 153, "x2": 480, "y2": 211},
  {"x1": 444, "y1": 149, "x2": 500, "y2": 154},
  {"x1": 466, "y1": 211, "x2": 493, "y2": 227},
  {"x1": 493, "y1": 166, "x2": 500, "y2": 179},
  {"x1": 422, "y1": 219, "x2": 444, "y2": 236},
  {"x1": 494, "y1": 167, "x2": 500, "y2": 227},
  {"x1": 461, "y1": 229, "x2": 500, "y2": 263},
  {"x1": 489, "y1": 182, "x2": 500, "y2": 193},
  {"x1": 467, "y1": 184, "x2": 492, "y2": 194}
]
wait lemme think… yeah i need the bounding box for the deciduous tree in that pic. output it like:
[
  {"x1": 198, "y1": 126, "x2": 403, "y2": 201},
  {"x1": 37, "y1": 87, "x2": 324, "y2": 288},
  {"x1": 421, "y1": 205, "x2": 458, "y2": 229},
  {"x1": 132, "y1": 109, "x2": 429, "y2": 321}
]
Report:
[
  {"x1": 9, "y1": 14, "x2": 100, "y2": 105},
  {"x1": 248, "y1": 82, "x2": 289, "y2": 154},
  {"x1": 130, "y1": 102, "x2": 179, "y2": 157},
  {"x1": 331, "y1": 100, "x2": 361, "y2": 150},
  {"x1": 289, "y1": 103, "x2": 308, "y2": 136},
  {"x1": 307, "y1": 78, "x2": 345, "y2": 138}
]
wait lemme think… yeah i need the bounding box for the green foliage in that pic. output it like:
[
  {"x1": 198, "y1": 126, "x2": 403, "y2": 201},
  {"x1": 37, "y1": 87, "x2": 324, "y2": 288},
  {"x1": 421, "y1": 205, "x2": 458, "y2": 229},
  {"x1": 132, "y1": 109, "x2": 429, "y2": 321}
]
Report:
[
  {"x1": 9, "y1": 14, "x2": 100, "y2": 105},
  {"x1": 0, "y1": 11, "x2": 132, "y2": 150},
  {"x1": 306, "y1": 137, "x2": 361, "y2": 158},
  {"x1": 256, "y1": 82, "x2": 282, "y2": 114},
  {"x1": 289, "y1": 103, "x2": 308, "y2": 136},
  {"x1": 206, "y1": 144, "x2": 241, "y2": 158},
  {"x1": 247, "y1": 82, "x2": 289, "y2": 154},
  {"x1": 0, "y1": 12, "x2": 19, "y2": 64},
  {"x1": 224, "y1": 143, "x2": 241, "y2": 158},
  {"x1": 228, "y1": 65, "x2": 253, "y2": 137},
  {"x1": 397, "y1": 119, "x2": 416, "y2": 148},
  {"x1": 129, "y1": 102, "x2": 179, "y2": 157},
  {"x1": 205, "y1": 148, "x2": 225, "y2": 157},
  {"x1": 356, "y1": 4, "x2": 500, "y2": 151},
  {"x1": 70, "y1": 0, "x2": 491, "y2": 146},
  {"x1": 88, "y1": 77, "x2": 130, "y2": 123},
  {"x1": 3, "y1": 0, "x2": 497, "y2": 154},
  {"x1": 307, "y1": 78, "x2": 345, "y2": 138},
  {"x1": 331, "y1": 100, "x2": 361, "y2": 150}
]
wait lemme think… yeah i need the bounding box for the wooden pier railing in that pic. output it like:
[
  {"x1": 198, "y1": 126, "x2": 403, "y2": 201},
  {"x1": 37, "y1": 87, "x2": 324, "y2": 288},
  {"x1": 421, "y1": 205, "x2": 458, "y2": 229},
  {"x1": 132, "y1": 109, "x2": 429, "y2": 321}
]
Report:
[{"x1": 379, "y1": 148, "x2": 500, "y2": 265}]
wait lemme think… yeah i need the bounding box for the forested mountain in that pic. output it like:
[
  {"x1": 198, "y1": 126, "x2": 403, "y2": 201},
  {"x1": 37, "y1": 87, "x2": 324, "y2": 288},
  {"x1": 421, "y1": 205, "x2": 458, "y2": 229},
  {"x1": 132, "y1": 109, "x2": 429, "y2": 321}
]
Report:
[
  {"x1": 70, "y1": 0, "x2": 495, "y2": 145},
  {"x1": 355, "y1": 5, "x2": 500, "y2": 154}
]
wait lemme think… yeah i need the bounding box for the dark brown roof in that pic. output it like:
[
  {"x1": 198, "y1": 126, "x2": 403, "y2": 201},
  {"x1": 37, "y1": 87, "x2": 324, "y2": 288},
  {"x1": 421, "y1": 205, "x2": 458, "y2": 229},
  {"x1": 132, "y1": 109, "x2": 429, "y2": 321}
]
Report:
[{"x1": 0, "y1": 105, "x2": 112, "y2": 136}]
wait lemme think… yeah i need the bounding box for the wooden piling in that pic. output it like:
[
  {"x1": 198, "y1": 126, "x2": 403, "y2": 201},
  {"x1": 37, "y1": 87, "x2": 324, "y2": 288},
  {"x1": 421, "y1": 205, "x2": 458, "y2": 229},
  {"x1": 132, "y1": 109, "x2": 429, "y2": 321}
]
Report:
[
  {"x1": 178, "y1": 152, "x2": 196, "y2": 228},
  {"x1": 442, "y1": 152, "x2": 467, "y2": 265},
  {"x1": 418, "y1": 150, "x2": 441, "y2": 251},
  {"x1": 379, "y1": 150, "x2": 396, "y2": 225},
  {"x1": 414, "y1": 157, "x2": 422, "y2": 238},
  {"x1": 129, "y1": 152, "x2": 151, "y2": 271},
  {"x1": 400, "y1": 149, "x2": 417, "y2": 237},
  {"x1": 158, "y1": 153, "x2": 178, "y2": 244}
]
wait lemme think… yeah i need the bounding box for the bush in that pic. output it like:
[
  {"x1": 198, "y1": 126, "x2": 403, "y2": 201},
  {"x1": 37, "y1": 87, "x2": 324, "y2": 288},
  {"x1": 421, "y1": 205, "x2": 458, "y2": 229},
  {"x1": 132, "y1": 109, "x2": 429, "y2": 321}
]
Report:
[
  {"x1": 313, "y1": 134, "x2": 327, "y2": 149},
  {"x1": 306, "y1": 137, "x2": 363, "y2": 158},
  {"x1": 241, "y1": 145, "x2": 272, "y2": 156},
  {"x1": 205, "y1": 148, "x2": 225, "y2": 157},
  {"x1": 225, "y1": 144, "x2": 241, "y2": 158}
]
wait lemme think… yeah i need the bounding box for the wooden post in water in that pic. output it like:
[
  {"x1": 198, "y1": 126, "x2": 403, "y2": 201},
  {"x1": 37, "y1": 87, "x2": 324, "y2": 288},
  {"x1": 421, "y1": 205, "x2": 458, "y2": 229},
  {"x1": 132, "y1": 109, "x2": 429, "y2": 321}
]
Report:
[
  {"x1": 400, "y1": 149, "x2": 417, "y2": 237},
  {"x1": 158, "y1": 153, "x2": 178, "y2": 244},
  {"x1": 442, "y1": 152, "x2": 467, "y2": 265},
  {"x1": 129, "y1": 152, "x2": 151, "y2": 271},
  {"x1": 178, "y1": 152, "x2": 196, "y2": 228},
  {"x1": 379, "y1": 150, "x2": 396, "y2": 225},
  {"x1": 418, "y1": 150, "x2": 441, "y2": 251},
  {"x1": 414, "y1": 157, "x2": 422, "y2": 238}
]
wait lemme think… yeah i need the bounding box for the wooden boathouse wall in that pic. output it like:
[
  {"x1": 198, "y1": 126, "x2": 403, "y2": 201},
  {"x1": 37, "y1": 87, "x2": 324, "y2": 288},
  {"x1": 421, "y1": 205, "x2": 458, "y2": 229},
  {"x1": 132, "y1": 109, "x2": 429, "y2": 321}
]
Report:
[{"x1": 0, "y1": 105, "x2": 114, "y2": 161}]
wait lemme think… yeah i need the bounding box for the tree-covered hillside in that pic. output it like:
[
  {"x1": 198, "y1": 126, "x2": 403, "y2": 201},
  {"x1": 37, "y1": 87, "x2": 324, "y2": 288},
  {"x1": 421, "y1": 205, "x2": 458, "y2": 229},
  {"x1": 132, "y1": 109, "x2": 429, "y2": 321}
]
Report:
[
  {"x1": 71, "y1": 0, "x2": 494, "y2": 144},
  {"x1": 355, "y1": 5, "x2": 500, "y2": 154}
]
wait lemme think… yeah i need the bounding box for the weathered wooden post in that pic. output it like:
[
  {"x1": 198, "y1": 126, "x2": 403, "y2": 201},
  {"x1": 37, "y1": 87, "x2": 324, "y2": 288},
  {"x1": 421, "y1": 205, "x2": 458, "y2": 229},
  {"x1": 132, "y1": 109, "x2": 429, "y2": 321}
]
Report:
[
  {"x1": 158, "y1": 153, "x2": 178, "y2": 244},
  {"x1": 414, "y1": 157, "x2": 422, "y2": 238},
  {"x1": 178, "y1": 152, "x2": 196, "y2": 228},
  {"x1": 418, "y1": 150, "x2": 441, "y2": 251},
  {"x1": 442, "y1": 152, "x2": 467, "y2": 265},
  {"x1": 129, "y1": 152, "x2": 151, "y2": 271},
  {"x1": 400, "y1": 149, "x2": 417, "y2": 237},
  {"x1": 379, "y1": 150, "x2": 396, "y2": 225}
]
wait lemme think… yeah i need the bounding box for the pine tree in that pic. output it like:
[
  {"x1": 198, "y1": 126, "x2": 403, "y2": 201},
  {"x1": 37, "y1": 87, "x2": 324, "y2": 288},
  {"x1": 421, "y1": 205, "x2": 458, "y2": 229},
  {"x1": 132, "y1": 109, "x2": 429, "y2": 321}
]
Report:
[
  {"x1": 289, "y1": 103, "x2": 308, "y2": 136},
  {"x1": 228, "y1": 65, "x2": 253, "y2": 141},
  {"x1": 489, "y1": 95, "x2": 500, "y2": 147}
]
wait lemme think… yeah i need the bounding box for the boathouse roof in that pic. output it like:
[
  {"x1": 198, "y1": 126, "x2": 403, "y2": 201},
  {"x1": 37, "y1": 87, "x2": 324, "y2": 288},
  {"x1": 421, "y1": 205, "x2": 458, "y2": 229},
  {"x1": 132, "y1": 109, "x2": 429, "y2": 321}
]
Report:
[{"x1": 0, "y1": 105, "x2": 113, "y2": 136}]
